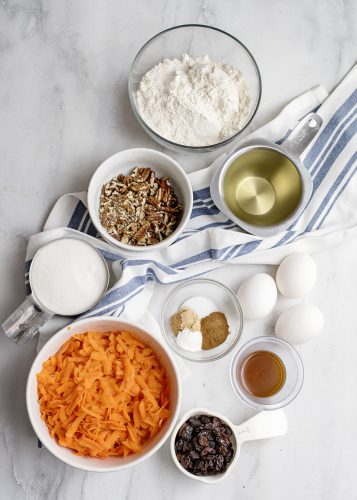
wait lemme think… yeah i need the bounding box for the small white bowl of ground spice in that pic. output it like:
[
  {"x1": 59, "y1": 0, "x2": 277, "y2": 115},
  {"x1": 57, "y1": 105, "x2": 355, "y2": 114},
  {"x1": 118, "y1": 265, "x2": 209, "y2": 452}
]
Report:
[{"x1": 161, "y1": 279, "x2": 243, "y2": 362}]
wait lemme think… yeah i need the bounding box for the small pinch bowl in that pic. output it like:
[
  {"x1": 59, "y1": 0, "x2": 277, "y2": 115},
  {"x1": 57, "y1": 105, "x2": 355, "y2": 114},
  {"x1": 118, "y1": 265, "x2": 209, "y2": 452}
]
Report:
[
  {"x1": 26, "y1": 316, "x2": 181, "y2": 472},
  {"x1": 230, "y1": 336, "x2": 304, "y2": 410},
  {"x1": 161, "y1": 279, "x2": 243, "y2": 362},
  {"x1": 170, "y1": 407, "x2": 288, "y2": 484},
  {"x1": 87, "y1": 148, "x2": 193, "y2": 254}
]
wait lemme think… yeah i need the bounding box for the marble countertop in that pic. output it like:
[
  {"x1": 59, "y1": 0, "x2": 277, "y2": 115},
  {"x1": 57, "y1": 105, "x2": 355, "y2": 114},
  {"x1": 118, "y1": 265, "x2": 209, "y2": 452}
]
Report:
[{"x1": 0, "y1": 1, "x2": 356, "y2": 499}]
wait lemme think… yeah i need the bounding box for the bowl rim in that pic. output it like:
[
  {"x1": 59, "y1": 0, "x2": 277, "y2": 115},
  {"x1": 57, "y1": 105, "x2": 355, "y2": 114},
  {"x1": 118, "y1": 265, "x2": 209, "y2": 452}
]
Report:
[
  {"x1": 26, "y1": 316, "x2": 182, "y2": 472},
  {"x1": 128, "y1": 24, "x2": 262, "y2": 152},
  {"x1": 230, "y1": 335, "x2": 304, "y2": 410},
  {"x1": 87, "y1": 147, "x2": 193, "y2": 253},
  {"x1": 160, "y1": 278, "x2": 244, "y2": 362}
]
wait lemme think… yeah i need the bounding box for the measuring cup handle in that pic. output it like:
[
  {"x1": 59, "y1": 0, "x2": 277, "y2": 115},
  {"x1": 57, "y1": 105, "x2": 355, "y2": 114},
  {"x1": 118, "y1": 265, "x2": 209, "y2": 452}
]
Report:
[
  {"x1": 1, "y1": 295, "x2": 53, "y2": 344},
  {"x1": 284, "y1": 112, "x2": 323, "y2": 158},
  {"x1": 234, "y1": 409, "x2": 288, "y2": 443}
]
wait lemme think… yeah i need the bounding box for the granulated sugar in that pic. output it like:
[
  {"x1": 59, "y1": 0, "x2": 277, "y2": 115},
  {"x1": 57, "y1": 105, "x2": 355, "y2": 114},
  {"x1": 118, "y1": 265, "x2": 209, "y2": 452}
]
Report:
[{"x1": 30, "y1": 238, "x2": 108, "y2": 316}]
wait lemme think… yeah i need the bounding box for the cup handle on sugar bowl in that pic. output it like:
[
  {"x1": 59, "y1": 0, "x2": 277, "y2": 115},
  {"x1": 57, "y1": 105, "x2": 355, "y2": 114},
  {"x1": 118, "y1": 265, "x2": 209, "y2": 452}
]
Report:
[
  {"x1": 233, "y1": 409, "x2": 288, "y2": 444},
  {"x1": 1, "y1": 295, "x2": 53, "y2": 344}
]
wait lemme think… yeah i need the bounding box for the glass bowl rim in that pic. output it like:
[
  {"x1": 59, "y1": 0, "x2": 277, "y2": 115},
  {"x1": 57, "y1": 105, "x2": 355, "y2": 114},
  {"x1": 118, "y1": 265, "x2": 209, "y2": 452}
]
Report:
[
  {"x1": 160, "y1": 278, "x2": 244, "y2": 362},
  {"x1": 230, "y1": 335, "x2": 304, "y2": 410},
  {"x1": 128, "y1": 24, "x2": 262, "y2": 152}
]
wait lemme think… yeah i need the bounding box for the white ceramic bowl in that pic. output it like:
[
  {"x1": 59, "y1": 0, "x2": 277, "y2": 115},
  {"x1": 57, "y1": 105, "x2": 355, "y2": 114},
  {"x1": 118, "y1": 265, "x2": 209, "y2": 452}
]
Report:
[
  {"x1": 87, "y1": 148, "x2": 193, "y2": 253},
  {"x1": 26, "y1": 316, "x2": 181, "y2": 472},
  {"x1": 170, "y1": 407, "x2": 287, "y2": 484}
]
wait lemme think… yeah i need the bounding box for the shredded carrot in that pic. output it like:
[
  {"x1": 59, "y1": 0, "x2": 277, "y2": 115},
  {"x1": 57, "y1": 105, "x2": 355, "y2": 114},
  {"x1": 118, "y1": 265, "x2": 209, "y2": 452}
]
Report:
[{"x1": 37, "y1": 331, "x2": 171, "y2": 458}]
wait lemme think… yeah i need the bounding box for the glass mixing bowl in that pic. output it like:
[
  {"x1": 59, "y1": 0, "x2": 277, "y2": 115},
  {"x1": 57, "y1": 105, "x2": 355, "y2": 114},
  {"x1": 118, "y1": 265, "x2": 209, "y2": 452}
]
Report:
[
  {"x1": 129, "y1": 25, "x2": 261, "y2": 153},
  {"x1": 161, "y1": 279, "x2": 243, "y2": 362},
  {"x1": 230, "y1": 336, "x2": 304, "y2": 410}
]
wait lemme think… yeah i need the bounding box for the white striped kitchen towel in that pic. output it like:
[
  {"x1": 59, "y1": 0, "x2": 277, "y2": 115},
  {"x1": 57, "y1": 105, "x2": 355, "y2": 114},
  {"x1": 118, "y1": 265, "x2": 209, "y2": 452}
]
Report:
[{"x1": 25, "y1": 64, "x2": 357, "y2": 320}]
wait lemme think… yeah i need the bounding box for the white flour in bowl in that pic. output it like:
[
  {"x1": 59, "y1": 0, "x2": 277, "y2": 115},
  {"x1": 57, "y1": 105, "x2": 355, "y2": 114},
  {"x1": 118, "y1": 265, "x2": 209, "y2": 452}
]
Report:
[{"x1": 136, "y1": 54, "x2": 251, "y2": 147}]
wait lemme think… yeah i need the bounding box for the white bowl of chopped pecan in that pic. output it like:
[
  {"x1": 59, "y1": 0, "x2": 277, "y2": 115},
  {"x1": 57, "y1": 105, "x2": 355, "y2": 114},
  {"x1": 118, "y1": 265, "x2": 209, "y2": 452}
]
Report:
[{"x1": 88, "y1": 148, "x2": 193, "y2": 252}]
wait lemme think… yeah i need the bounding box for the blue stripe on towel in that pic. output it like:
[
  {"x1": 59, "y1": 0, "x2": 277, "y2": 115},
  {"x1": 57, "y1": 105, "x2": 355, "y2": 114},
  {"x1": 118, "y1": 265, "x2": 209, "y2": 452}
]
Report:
[
  {"x1": 305, "y1": 89, "x2": 357, "y2": 169},
  {"x1": 86, "y1": 221, "x2": 98, "y2": 237},
  {"x1": 79, "y1": 212, "x2": 91, "y2": 233},
  {"x1": 122, "y1": 259, "x2": 178, "y2": 275},
  {"x1": 317, "y1": 161, "x2": 357, "y2": 229},
  {"x1": 306, "y1": 150, "x2": 357, "y2": 231},
  {"x1": 309, "y1": 106, "x2": 357, "y2": 176},
  {"x1": 171, "y1": 245, "x2": 235, "y2": 269},
  {"x1": 193, "y1": 199, "x2": 216, "y2": 208},
  {"x1": 99, "y1": 249, "x2": 122, "y2": 262},
  {"x1": 67, "y1": 201, "x2": 87, "y2": 230},
  {"x1": 272, "y1": 231, "x2": 296, "y2": 248},
  {"x1": 191, "y1": 206, "x2": 220, "y2": 218},
  {"x1": 311, "y1": 116, "x2": 357, "y2": 195},
  {"x1": 234, "y1": 240, "x2": 262, "y2": 257},
  {"x1": 193, "y1": 187, "x2": 211, "y2": 201}
]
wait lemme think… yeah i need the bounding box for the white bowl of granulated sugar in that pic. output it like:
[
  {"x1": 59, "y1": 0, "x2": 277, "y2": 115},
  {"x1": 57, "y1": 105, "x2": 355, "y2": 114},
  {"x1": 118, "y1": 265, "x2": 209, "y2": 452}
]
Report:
[{"x1": 129, "y1": 25, "x2": 261, "y2": 153}]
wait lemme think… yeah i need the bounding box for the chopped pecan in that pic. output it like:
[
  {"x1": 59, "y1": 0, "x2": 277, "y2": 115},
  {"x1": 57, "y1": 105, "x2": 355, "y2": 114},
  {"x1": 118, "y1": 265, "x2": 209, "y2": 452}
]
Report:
[{"x1": 98, "y1": 166, "x2": 183, "y2": 246}]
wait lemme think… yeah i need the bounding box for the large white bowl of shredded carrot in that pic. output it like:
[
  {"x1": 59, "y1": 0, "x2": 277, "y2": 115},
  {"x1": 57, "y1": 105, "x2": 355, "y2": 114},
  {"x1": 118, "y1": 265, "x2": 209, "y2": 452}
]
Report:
[{"x1": 26, "y1": 316, "x2": 181, "y2": 472}]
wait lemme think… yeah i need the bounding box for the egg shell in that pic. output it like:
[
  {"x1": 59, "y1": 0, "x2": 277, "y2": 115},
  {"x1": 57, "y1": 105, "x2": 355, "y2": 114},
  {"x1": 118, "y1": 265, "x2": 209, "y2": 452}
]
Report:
[
  {"x1": 276, "y1": 252, "x2": 317, "y2": 298},
  {"x1": 275, "y1": 303, "x2": 323, "y2": 344},
  {"x1": 237, "y1": 273, "x2": 277, "y2": 320}
]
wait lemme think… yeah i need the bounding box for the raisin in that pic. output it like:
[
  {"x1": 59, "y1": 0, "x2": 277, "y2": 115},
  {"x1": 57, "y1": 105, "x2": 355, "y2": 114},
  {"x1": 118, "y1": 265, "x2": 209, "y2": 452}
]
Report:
[
  {"x1": 189, "y1": 450, "x2": 200, "y2": 460},
  {"x1": 188, "y1": 416, "x2": 202, "y2": 427},
  {"x1": 175, "y1": 438, "x2": 184, "y2": 451},
  {"x1": 206, "y1": 458, "x2": 215, "y2": 470},
  {"x1": 201, "y1": 446, "x2": 216, "y2": 457},
  {"x1": 197, "y1": 431, "x2": 210, "y2": 447},
  {"x1": 192, "y1": 437, "x2": 203, "y2": 452},
  {"x1": 216, "y1": 436, "x2": 230, "y2": 447},
  {"x1": 178, "y1": 423, "x2": 193, "y2": 440},
  {"x1": 180, "y1": 454, "x2": 192, "y2": 469},
  {"x1": 223, "y1": 425, "x2": 233, "y2": 436},
  {"x1": 193, "y1": 459, "x2": 204, "y2": 470},
  {"x1": 212, "y1": 417, "x2": 221, "y2": 427},
  {"x1": 225, "y1": 450, "x2": 234, "y2": 464},
  {"x1": 214, "y1": 455, "x2": 225, "y2": 470},
  {"x1": 181, "y1": 442, "x2": 190, "y2": 453},
  {"x1": 213, "y1": 427, "x2": 225, "y2": 437},
  {"x1": 218, "y1": 445, "x2": 228, "y2": 456}
]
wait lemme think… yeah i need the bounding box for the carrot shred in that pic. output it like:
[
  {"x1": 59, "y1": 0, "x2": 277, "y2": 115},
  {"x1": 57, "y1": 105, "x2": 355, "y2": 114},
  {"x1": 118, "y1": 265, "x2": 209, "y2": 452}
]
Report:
[{"x1": 37, "y1": 331, "x2": 171, "y2": 458}]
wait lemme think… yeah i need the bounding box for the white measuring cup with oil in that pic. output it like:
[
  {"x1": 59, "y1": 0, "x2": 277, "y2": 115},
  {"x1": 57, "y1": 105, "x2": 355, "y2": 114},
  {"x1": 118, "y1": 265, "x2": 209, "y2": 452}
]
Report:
[
  {"x1": 2, "y1": 237, "x2": 109, "y2": 344},
  {"x1": 170, "y1": 407, "x2": 287, "y2": 484}
]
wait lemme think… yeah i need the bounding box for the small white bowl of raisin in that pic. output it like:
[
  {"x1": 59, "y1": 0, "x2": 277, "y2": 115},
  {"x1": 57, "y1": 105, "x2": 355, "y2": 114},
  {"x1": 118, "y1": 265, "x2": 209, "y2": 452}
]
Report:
[{"x1": 170, "y1": 407, "x2": 288, "y2": 483}]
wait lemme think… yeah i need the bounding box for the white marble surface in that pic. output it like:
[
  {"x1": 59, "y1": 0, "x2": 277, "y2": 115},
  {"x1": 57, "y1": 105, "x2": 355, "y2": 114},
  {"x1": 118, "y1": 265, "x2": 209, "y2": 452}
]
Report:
[{"x1": 0, "y1": 1, "x2": 356, "y2": 499}]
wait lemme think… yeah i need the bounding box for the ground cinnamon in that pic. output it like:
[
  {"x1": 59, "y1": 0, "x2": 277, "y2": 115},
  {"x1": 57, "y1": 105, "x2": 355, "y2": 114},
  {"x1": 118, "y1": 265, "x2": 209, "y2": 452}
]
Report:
[{"x1": 201, "y1": 312, "x2": 229, "y2": 350}]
